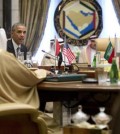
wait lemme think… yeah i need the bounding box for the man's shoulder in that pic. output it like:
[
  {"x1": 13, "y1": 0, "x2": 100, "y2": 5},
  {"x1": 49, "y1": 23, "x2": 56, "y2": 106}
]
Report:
[
  {"x1": 7, "y1": 39, "x2": 13, "y2": 49},
  {"x1": 21, "y1": 44, "x2": 27, "y2": 51},
  {"x1": 7, "y1": 38, "x2": 12, "y2": 43}
]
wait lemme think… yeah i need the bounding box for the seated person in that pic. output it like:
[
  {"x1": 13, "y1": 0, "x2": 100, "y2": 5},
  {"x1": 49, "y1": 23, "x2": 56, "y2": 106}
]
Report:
[
  {"x1": 7, "y1": 22, "x2": 28, "y2": 60},
  {"x1": 0, "y1": 49, "x2": 62, "y2": 134},
  {"x1": 41, "y1": 38, "x2": 64, "y2": 67},
  {"x1": 78, "y1": 38, "x2": 96, "y2": 66}
]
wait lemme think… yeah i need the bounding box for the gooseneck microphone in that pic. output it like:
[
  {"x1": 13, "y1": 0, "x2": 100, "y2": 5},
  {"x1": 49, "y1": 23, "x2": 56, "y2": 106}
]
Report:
[
  {"x1": 42, "y1": 50, "x2": 56, "y2": 59},
  {"x1": 42, "y1": 50, "x2": 68, "y2": 64},
  {"x1": 42, "y1": 50, "x2": 71, "y2": 73},
  {"x1": 45, "y1": 56, "x2": 55, "y2": 60}
]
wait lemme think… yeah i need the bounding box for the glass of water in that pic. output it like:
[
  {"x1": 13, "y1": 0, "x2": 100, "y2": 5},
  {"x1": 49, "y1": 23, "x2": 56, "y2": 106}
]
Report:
[
  {"x1": 25, "y1": 52, "x2": 32, "y2": 68},
  {"x1": 17, "y1": 52, "x2": 24, "y2": 63},
  {"x1": 26, "y1": 52, "x2": 32, "y2": 61}
]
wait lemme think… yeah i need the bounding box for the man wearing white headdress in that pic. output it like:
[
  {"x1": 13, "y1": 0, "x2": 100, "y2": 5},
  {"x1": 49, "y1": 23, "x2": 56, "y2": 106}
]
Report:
[
  {"x1": 79, "y1": 38, "x2": 96, "y2": 66},
  {"x1": 41, "y1": 38, "x2": 64, "y2": 66},
  {"x1": 0, "y1": 27, "x2": 7, "y2": 50}
]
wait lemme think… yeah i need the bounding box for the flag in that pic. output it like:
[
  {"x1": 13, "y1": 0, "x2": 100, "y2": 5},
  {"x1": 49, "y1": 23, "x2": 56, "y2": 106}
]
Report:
[
  {"x1": 63, "y1": 44, "x2": 75, "y2": 64},
  {"x1": 55, "y1": 39, "x2": 60, "y2": 56},
  {"x1": 104, "y1": 41, "x2": 114, "y2": 63}
]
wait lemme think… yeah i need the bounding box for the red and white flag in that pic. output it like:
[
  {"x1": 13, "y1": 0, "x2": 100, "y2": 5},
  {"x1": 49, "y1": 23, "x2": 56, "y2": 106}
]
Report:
[{"x1": 55, "y1": 39, "x2": 60, "y2": 56}]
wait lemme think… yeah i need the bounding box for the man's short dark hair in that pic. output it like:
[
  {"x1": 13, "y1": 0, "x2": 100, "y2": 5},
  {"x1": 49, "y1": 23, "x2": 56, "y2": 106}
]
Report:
[{"x1": 11, "y1": 22, "x2": 26, "y2": 32}]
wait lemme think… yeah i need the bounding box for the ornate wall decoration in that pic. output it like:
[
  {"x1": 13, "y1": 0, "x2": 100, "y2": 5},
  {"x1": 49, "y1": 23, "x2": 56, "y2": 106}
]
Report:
[{"x1": 54, "y1": 0, "x2": 103, "y2": 46}]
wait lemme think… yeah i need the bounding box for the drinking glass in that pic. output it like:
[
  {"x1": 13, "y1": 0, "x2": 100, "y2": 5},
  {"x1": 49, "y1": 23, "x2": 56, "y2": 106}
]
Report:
[
  {"x1": 32, "y1": 59, "x2": 38, "y2": 68},
  {"x1": 96, "y1": 67, "x2": 108, "y2": 84},
  {"x1": 26, "y1": 52, "x2": 32, "y2": 61},
  {"x1": 25, "y1": 52, "x2": 32, "y2": 68},
  {"x1": 17, "y1": 52, "x2": 24, "y2": 63}
]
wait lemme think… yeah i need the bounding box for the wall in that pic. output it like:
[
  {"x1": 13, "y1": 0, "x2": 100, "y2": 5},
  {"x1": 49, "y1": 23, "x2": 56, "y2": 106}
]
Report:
[
  {"x1": 12, "y1": 0, "x2": 20, "y2": 25},
  {"x1": 0, "y1": 0, "x2": 3, "y2": 26},
  {"x1": 0, "y1": 0, "x2": 19, "y2": 27}
]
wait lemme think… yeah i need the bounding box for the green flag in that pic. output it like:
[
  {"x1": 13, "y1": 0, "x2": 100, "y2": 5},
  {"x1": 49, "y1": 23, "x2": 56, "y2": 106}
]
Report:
[{"x1": 104, "y1": 41, "x2": 113, "y2": 61}]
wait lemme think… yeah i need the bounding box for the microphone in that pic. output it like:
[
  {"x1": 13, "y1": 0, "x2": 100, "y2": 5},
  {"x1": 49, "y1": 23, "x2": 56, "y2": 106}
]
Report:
[
  {"x1": 44, "y1": 52, "x2": 63, "y2": 70},
  {"x1": 42, "y1": 50, "x2": 56, "y2": 58},
  {"x1": 45, "y1": 55, "x2": 63, "y2": 64},
  {"x1": 42, "y1": 50, "x2": 71, "y2": 73},
  {"x1": 45, "y1": 56, "x2": 55, "y2": 60},
  {"x1": 42, "y1": 50, "x2": 68, "y2": 64}
]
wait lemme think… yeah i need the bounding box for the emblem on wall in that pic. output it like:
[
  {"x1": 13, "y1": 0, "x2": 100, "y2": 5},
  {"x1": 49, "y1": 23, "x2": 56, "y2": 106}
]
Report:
[{"x1": 54, "y1": 0, "x2": 103, "y2": 46}]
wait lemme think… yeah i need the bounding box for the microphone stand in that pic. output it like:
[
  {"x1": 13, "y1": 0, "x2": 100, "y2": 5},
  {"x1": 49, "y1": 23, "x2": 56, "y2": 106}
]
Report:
[
  {"x1": 42, "y1": 50, "x2": 70, "y2": 74},
  {"x1": 42, "y1": 50, "x2": 68, "y2": 64}
]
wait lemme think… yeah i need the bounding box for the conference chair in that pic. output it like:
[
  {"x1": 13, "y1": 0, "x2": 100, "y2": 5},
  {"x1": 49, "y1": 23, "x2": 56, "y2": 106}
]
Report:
[{"x1": 0, "y1": 103, "x2": 47, "y2": 134}]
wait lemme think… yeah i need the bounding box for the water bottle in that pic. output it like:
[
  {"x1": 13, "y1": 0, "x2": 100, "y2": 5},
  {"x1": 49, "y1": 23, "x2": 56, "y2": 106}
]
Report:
[
  {"x1": 109, "y1": 58, "x2": 118, "y2": 84},
  {"x1": 92, "y1": 55, "x2": 96, "y2": 67},
  {"x1": 96, "y1": 52, "x2": 101, "y2": 66}
]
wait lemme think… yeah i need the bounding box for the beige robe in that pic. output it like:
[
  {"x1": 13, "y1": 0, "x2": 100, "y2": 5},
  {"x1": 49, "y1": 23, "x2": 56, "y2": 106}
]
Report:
[
  {"x1": 0, "y1": 50, "x2": 63, "y2": 134},
  {"x1": 79, "y1": 46, "x2": 96, "y2": 65},
  {"x1": 0, "y1": 49, "x2": 47, "y2": 109}
]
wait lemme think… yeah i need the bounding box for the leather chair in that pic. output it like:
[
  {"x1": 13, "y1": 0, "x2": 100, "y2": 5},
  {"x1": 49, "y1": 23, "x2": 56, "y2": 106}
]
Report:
[
  {"x1": 0, "y1": 103, "x2": 47, "y2": 134},
  {"x1": 95, "y1": 37, "x2": 120, "y2": 57}
]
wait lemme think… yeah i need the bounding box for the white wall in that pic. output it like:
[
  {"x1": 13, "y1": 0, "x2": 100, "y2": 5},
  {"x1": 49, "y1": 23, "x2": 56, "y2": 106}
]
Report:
[{"x1": 97, "y1": 0, "x2": 120, "y2": 38}]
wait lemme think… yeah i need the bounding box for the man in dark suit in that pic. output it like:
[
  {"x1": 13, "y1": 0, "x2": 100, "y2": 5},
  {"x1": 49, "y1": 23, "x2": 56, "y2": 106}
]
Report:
[{"x1": 7, "y1": 22, "x2": 28, "y2": 60}]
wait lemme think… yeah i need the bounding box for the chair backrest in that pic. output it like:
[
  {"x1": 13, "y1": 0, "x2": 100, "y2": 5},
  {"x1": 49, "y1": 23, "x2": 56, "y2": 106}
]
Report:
[
  {"x1": 95, "y1": 38, "x2": 120, "y2": 61},
  {"x1": 0, "y1": 103, "x2": 47, "y2": 134},
  {"x1": 95, "y1": 38, "x2": 120, "y2": 52}
]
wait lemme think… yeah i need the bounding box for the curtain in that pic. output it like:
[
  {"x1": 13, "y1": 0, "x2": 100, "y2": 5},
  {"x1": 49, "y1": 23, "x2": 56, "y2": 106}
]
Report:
[
  {"x1": 19, "y1": 0, "x2": 50, "y2": 55},
  {"x1": 112, "y1": 0, "x2": 120, "y2": 24}
]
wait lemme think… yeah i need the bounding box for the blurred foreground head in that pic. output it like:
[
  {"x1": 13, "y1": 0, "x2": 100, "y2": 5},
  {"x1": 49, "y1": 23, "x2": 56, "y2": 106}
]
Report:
[{"x1": 0, "y1": 28, "x2": 7, "y2": 50}]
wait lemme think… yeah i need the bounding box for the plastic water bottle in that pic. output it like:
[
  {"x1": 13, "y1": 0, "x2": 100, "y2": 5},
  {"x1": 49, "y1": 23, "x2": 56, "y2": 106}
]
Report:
[
  {"x1": 109, "y1": 58, "x2": 118, "y2": 84},
  {"x1": 92, "y1": 55, "x2": 96, "y2": 67}
]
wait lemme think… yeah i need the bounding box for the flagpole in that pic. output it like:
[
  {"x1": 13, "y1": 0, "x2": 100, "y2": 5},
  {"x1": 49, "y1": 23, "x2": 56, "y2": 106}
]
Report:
[
  {"x1": 114, "y1": 34, "x2": 117, "y2": 58},
  {"x1": 115, "y1": 34, "x2": 120, "y2": 70},
  {"x1": 63, "y1": 36, "x2": 66, "y2": 72},
  {"x1": 54, "y1": 36, "x2": 57, "y2": 71}
]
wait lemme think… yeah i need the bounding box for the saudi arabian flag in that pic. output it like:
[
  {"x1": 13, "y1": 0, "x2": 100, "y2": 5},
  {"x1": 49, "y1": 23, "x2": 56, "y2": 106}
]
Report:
[{"x1": 104, "y1": 41, "x2": 114, "y2": 62}]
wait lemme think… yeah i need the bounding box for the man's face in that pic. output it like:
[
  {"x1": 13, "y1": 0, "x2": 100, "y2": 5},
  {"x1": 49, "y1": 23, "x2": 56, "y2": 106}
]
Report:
[
  {"x1": 11, "y1": 25, "x2": 26, "y2": 45},
  {"x1": 90, "y1": 40, "x2": 96, "y2": 50}
]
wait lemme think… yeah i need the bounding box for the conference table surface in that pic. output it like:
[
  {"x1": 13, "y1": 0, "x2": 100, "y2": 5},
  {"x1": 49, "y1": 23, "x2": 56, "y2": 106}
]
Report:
[
  {"x1": 37, "y1": 81, "x2": 120, "y2": 91},
  {"x1": 37, "y1": 80, "x2": 120, "y2": 112}
]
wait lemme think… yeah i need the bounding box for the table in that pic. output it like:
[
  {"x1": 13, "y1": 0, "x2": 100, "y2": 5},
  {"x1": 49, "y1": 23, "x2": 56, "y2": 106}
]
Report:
[
  {"x1": 37, "y1": 81, "x2": 120, "y2": 127},
  {"x1": 38, "y1": 81, "x2": 119, "y2": 110}
]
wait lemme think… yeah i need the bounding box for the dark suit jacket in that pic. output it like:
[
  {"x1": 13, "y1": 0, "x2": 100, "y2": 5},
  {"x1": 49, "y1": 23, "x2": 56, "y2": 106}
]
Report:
[{"x1": 7, "y1": 39, "x2": 28, "y2": 60}]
